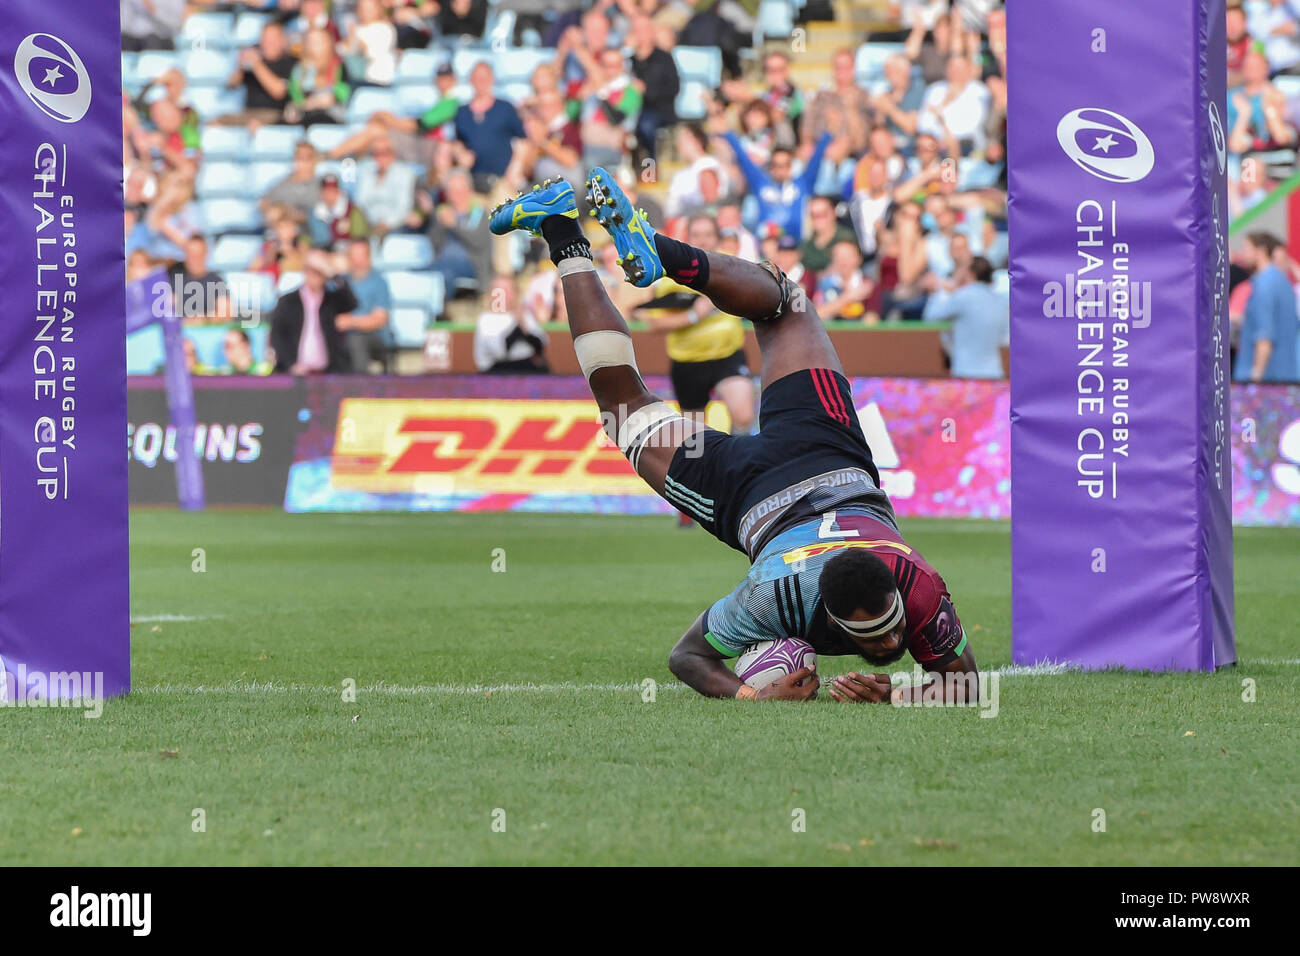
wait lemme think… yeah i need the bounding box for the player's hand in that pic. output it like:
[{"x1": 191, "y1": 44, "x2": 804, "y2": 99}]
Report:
[
  {"x1": 826, "y1": 672, "x2": 891, "y2": 704},
  {"x1": 755, "y1": 667, "x2": 819, "y2": 701}
]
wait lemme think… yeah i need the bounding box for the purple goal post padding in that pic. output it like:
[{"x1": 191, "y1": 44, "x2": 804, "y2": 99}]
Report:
[
  {"x1": 0, "y1": 9, "x2": 130, "y2": 698},
  {"x1": 1008, "y1": 0, "x2": 1235, "y2": 670}
]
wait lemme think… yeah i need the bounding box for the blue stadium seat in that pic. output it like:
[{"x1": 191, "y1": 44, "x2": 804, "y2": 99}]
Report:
[
  {"x1": 673, "y1": 47, "x2": 722, "y2": 87},
  {"x1": 451, "y1": 48, "x2": 493, "y2": 79},
  {"x1": 134, "y1": 50, "x2": 182, "y2": 84},
  {"x1": 126, "y1": 326, "x2": 166, "y2": 375},
  {"x1": 397, "y1": 85, "x2": 439, "y2": 116},
  {"x1": 386, "y1": 270, "x2": 442, "y2": 310},
  {"x1": 189, "y1": 87, "x2": 244, "y2": 121},
  {"x1": 232, "y1": 12, "x2": 273, "y2": 50},
  {"x1": 378, "y1": 235, "x2": 435, "y2": 271},
  {"x1": 277, "y1": 271, "x2": 304, "y2": 294},
  {"x1": 180, "y1": 12, "x2": 237, "y2": 51},
  {"x1": 224, "y1": 271, "x2": 277, "y2": 319},
  {"x1": 855, "y1": 42, "x2": 906, "y2": 86},
  {"x1": 186, "y1": 326, "x2": 229, "y2": 367},
  {"x1": 390, "y1": 307, "x2": 431, "y2": 348},
  {"x1": 1275, "y1": 75, "x2": 1300, "y2": 100},
  {"x1": 757, "y1": 0, "x2": 795, "y2": 40},
  {"x1": 347, "y1": 88, "x2": 399, "y2": 125},
  {"x1": 121, "y1": 52, "x2": 142, "y2": 92},
  {"x1": 182, "y1": 49, "x2": 238, "y2": 86},
  {"x1": 675, "y1": 80, "x2": 710, "y2": 120},
  {"x1": 306, "y1": 124, "x2": 355, "y2": 154},
  {"x1": 210, "y1": 234, "x2": 264, "y2": 272},
  {"x1": 201, "y1": 198, "x2": 262, "y2": 235},
  {"x1": 251, "y1": 161, "x2": 293, "y2": 196},
  {"x1": 200, "y1": 124, "x2": 251, "y2": 160},
  {"x1": 251, "y1": 125, "x2": 306, "y2": 161},
  {"x1": 495, "y1": 48, "x2": 554, "y2": 85},
  {"x1": 396, "y1": 49, "x2": 445, "y2": 85},
  {"x1": 196, "y1": 162, "x2": 250, "y2": 199}
]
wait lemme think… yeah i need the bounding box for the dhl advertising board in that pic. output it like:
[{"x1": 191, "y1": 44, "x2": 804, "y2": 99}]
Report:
[{"x1": 126, "y1": 375, "x2": 1300, "y2": 526}]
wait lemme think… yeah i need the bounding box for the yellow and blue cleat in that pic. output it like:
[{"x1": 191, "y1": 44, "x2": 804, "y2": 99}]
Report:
[
  {"x1": 584, "y1": 167, "x2": 664, "y2": 287},
  {"x1": 489, "y1": 178, "x2": 578, "y2": 236}
]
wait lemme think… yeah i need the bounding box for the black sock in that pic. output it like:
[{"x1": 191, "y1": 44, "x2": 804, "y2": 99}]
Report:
[
  {"x1": 541, "y1": 215, "x2": 591, "y2": 265},
  {"x1": 653, "y1": 233, "x2": 711, "y2": 290}
]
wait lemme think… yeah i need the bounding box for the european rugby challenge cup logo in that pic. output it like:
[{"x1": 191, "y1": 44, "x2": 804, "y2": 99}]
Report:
[
  {"x1": 1208, "y1": 100, "x2": 1227, "y2": 176},
  {"x1": 13, "y1": 33, "x2": 91, "y2": 124},
  {"x1": 1056, "y1": 108, "x2": 1155, "y2": 183}
]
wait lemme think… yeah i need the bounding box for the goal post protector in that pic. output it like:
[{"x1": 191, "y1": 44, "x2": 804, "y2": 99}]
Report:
[
  {"x1": 1008, "y1": 0, "x2": 1235, "y2": 670},
  {"x1": 0, "y1": 7, "x2": 130, "y2": 699}
]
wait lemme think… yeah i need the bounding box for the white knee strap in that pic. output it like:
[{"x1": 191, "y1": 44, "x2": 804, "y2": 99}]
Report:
[
  {"x1": 573, "y1": 330, "x2": 639, "y2": 380},
  {"x1": 618, "y1": 401, "x2": 686, "y2": 471}
]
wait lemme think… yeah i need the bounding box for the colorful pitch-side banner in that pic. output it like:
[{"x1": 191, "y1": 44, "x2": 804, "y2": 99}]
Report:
[
  {"x1": 1008, "y1": 0, "x2": 1235, "y2": 670},
  {"x1": 0, "y1": 13, "x2": 129, "y2": 700},
  {"x1": 149, "y1": 374, "x2": 1292, "y2": 523}
]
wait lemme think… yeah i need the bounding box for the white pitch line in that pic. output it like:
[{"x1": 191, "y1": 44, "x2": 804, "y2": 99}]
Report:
[
  {"x1": 127, "y1": 659, "x2": 1298, "y2": 698},
  {"x1": 131, "y1": 614, "x2": 223, "y2": 624}
]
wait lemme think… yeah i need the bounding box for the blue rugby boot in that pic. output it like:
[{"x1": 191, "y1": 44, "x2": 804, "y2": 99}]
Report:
[
  {"x1": 584, "y1": 167, "x2": 664, "y2": 288},
  {"x1": 489, "y1": 177, "x2": 577, "y2": 237}
]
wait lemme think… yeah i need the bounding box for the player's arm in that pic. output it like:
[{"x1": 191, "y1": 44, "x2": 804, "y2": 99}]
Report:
[{"x1": 668, "y1": 613, "x2": 817, "y2": 701}]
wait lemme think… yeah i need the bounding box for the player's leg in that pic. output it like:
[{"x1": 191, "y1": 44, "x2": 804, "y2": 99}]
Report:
[
  {"x1": 584, "y1": 167, "x2": 842, "y2": 390},
  {"x1": 488, "y1": 179, "x2": 703, "y2": 497}
]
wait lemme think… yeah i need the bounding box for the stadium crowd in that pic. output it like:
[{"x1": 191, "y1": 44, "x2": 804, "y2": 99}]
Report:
[{"x1": 120, "y1": 0, "x2": 1299, "y2": 382}]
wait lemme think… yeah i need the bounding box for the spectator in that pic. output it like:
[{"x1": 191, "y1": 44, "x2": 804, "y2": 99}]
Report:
[
  {"x1": 269, "y1": 248, "x2": 358, "y2": 374},
  {"x1": 772, "y1": 234, "x2": 816, "y2": 302},
  {"x1": 721, "y1": 131, "x2": 832, "y2": 241},
  {"x1": 453, "y1": 62, "x2": 526, "y2": 190},
  {"x1": 252, "y1": 206, "x2": 311, "y2": 278},
  {"x1": 355, "y1": 137, "x2": 416, "y2": 237},
  {"x1": 854, "y1": 126, "x2": 907, "y2": 190},
  {"x1": 801, "y1": 195, "x2": 858, "y2": 275},
  {"x1": 905, "y1": 5, "x2": 958, "y2": 84},
  {"x1": 437, "y1": 0, "x2": 489, "y2": 41},
  {"x1": 716, "y1": 204, "x2": 759, "y2": 262},
  {"x1": 474, "y1": 276, "x2": 549, "y2": 374},
  {"x1": 917, "y1": 55, "x2": 991, "y2": 154},
  {"x1": 334, "y1": 239, "x2": 394, "y2": 372},
  {"x1": 922, "y1": 197, "x2": 962, "y2": 279},
  {"x1": 1228, "y1": 50, "x2": 1297, "y2": 153},
  {"x1": 578, "y1": 49, "x2": 643, "y2": 170},
  {"x1": 806, "y1": 49, "x2": 874, "y2": 161},
  {"x1": 170, "y1": 235, "x2": 229, "y2": 324},
  {"x1": 142, "y1": 171, "x2": 203, "y2": 263},
  {"x1": 388, "y1": 0, "x2": 439, "y2": 49},
  {"x1": 923, "y1": 256, "x2": 1008, "y2": 378},
  {"x1": 342, "y1": 0, "x2": 399, "y2": 87},
  {"x1": 816, "y1": 240, "x2": 876, "y2": 322},
  {"x1": 121, "y1": 0, "x2": 186, "y2": 51},
  {"x1": 1235, "y1": 231, "x2": 1299, "y2": 382},
  {"x1": 1247, "y1": 0, "x2": 1300, "y2": 75},
  {"x1": 629, "y1": 15, "x2": 680, "y2": 164},
  {"x1": 557, "y1": 6, "x2": 613, "y2": 86},
  {"x1": 428, "y1": 168, "x2": 491, "y2": 294},
  {"x1": 848, "y1": 160, "x2": 896, "y2": 260},
  {"x1": 310, "y1": 173, "x2": 370, "y2": 247},
  {"x1": 870, "y1": 54, "x2": 925, "y2": 151},
  {"x1": 329, "y1": 61, "x2": 460, "y2": 167},
  {"x1": 131, "y1": 98, "x2": 201, "y2": 177},
  {"x1": 757, "y1": 50, "x2": 804, "y2": 140},
  {"x1": 220, "y1": 328, "x2": 274, "y2": 376},
  {"x1": 507, "y1": 89, "x2": 583, "y2": 189},
  {"x1": 263, "y1": 141, "x2": 323, "y2": 220},
  {"x1": 220, "y1": 21, "x2": 295, "y2": 127},
  {"x1": 1227, "y1": 4, "x2": 1253, "y2": 88},
  {"x1": 284, "y1": 27, "x2": 352, "y2": 126},
  {"x1": 524, "y1": 260, "x2": 567, "y2": 327},
  {"x1": 285, "y1": 0, "x2": 340, "y2": 44},
  {"x1": 666, "y1": 124, "x2": 729, "y2": 218}
]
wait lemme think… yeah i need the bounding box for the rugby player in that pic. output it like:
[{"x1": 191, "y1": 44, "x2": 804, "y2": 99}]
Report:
[{"x1": 489, "y1": 170, "x2": 978, "y2": 704}]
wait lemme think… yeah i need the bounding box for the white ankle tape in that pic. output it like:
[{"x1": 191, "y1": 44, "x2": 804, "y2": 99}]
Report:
[
  {"x1": 557, "y1": 257, "x2": 597, "y2": 277},
  {"x1": 573, "y1": 329, "x2": 638, "y2": 380},
  {"x1": 617, "y1": 401, "x2": 685, "y2": 470}
]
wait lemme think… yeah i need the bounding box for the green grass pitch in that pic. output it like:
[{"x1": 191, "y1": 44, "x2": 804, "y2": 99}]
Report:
[{"x1": 2, "y1": 511, "x2": 1297, "y2": 865}]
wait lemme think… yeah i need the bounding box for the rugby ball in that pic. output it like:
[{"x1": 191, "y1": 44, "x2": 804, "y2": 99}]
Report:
[{"x1": 734, "y1": 638, "x2": 817, "y2": 690}]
